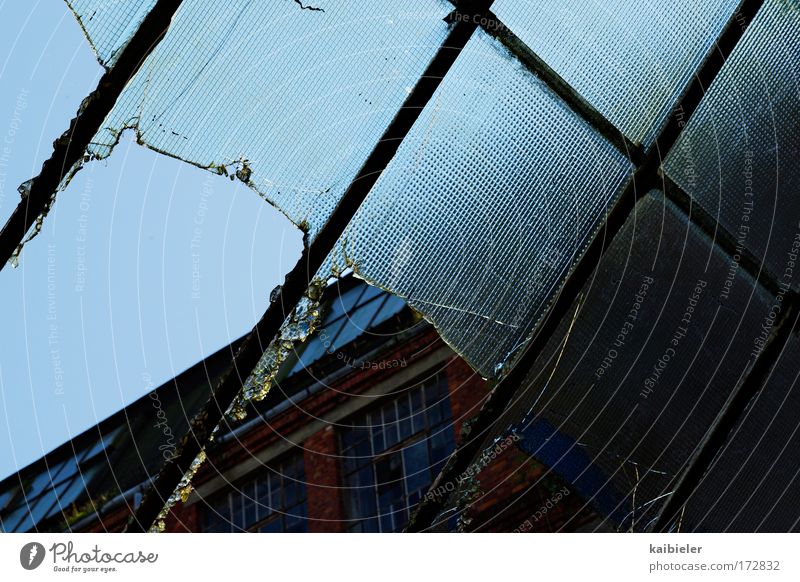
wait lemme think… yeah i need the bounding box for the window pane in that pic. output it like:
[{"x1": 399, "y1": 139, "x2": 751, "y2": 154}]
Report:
[
  {"x1": 664, "y1": 0, "x2": 800, "y2": 288},
  {"x1": 493, "y1": 0, "x2": 740, "y2": 144},
  {"x1": 53, "y1": 466, "x2": 99, "y2": 515},
  {"x1": 203, "y1": 496, "x2": 232, "y2": 533},
  {"x1": 382, "y1": 403, "x2": 400, "y2": 449},
  {"x1": 0, "y1": 489, "x2": 16, "y2": 512},
  {"x1": 325, "y1": 285, "x2": 366, "y2": 323},
  {"x1": 371, "y1": 426, "x2": 386, "y2": 455},
  {"x1": 1, "y1": 505, "x2": 29, "y2": 533},
  {"x1": 242, "y1": 484, "x2": 257, "y2": 528},
  {"x1": 325, "y1": 30, "x2": 632, "y2": 378},
  {"x1": 397, "y1": 394, "x2": 414, "y2": 442},
  {"x1": 369, "y1": 294, "x2": 406, "y2": 329},
  {"x1": 43, "y1": 479, "x2": 81, "y2": 520},
  {"x1": 339, "y1": 374, "x2": 454, "y2": 531},
  {"x1": 230, "y1": 496, "x2": 245, "y2": 531}
]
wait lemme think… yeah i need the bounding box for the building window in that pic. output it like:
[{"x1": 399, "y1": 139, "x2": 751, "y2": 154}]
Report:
[
  {"x1": 201, "y1": 454, "x2": 307, "y2": 532},
  {"x1": 339, "y1": 372, "x2": 455, "y2": 532},
  {"x1": 0, "y1": 428, "x2": 120, "y2": 532}
]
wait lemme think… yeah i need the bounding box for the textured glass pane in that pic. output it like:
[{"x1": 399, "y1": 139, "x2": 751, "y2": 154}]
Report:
[
  {"x1": 493, "y1": 0, "x2": 740, "y2": 145},
  {"x1": 664, "y1": 0, "x2": 800, "y2": 289},
  {"x1": 680, "y1": 330, "x2": 800, "y2": 532},
  {"x1": 66, "y1": 0, "x2": 157, "y2": 67},
  {"x1": 454, "y1": 191, "x2": 775, "y2": 531},
  {"x1": 325, "y1": 30, "x2": 632, "y2": 377},
  {"x1": 77, "y1": 0, "x2": 450, "y2": 238},
  {"x1": 1, "y1": 505, "x2": 27, "y2": 533}
]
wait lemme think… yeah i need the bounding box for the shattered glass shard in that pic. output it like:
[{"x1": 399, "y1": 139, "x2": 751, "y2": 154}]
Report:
[
  {"x1": 74, "y1": 0, "x2": 452, "y2": 239},
  {"x1": 66, "y1": 0, "x2": 159, "y2": 68},
  {"x1": 61, "y1": 2, "x2": 637, "y2": 514}
]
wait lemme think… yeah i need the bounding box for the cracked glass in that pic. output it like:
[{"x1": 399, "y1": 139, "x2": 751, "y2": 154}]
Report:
[
  {"x1": 74, "y1": 0, "x2": 452, "y2": 239},
  {"x1": 66, "y1": 0, "x2": 158, "y2": 67}
]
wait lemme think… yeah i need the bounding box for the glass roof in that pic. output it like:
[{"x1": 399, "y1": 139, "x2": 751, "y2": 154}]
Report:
[{"x1": 6, "y1": 0, "x2": 794, "y2": 533}]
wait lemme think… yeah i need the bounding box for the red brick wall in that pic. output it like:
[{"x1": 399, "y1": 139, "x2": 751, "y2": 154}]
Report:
[
  {"x1": 444, "y1": 356, "x2": 489, "y2": 442},
  {"x1": 76, "y1": 327, "x2": 504, "y2": 532},
  {"x1": 303, "y1": 426, "x2": 345, "y2": 532}
]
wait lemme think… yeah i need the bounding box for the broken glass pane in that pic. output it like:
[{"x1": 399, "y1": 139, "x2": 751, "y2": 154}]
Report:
[
  {"x1": 324, "y1": 30, "x2": 633, "y2": 377},
  {"x1": 72, "y1": 0, "x2": 451, "y2": 239},
  {"x1": 63, "y1": 3, "x2": 635, "y2": 518},
  {"x1": 492, "y1": 0, "x2": 740, "y2": 145},
  {"x1": 66, "y1": 3, "x2": 633, "y2": 383},
  {"x1": 66, "y1": 0, "x2": 157, "y2": 67},
  {"x1": 664, "y1": 0, "x2": 800, "y2": 289}
]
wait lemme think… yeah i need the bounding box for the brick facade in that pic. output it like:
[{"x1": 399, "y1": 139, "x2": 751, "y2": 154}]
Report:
[
  {"x1": 444, "y1": 356, "x2": 490, "y2": 443},
  {"x1": 303, "y1": 426, "x2": 345, "y2": 532},
  {"x1": 74, "y1": 323, "x2": 597, "y2": 533}
]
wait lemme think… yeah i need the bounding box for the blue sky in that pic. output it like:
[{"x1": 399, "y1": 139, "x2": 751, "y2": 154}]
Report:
[{"x1": 0, "y1": 1, "x2": 302, "y2": 479}]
